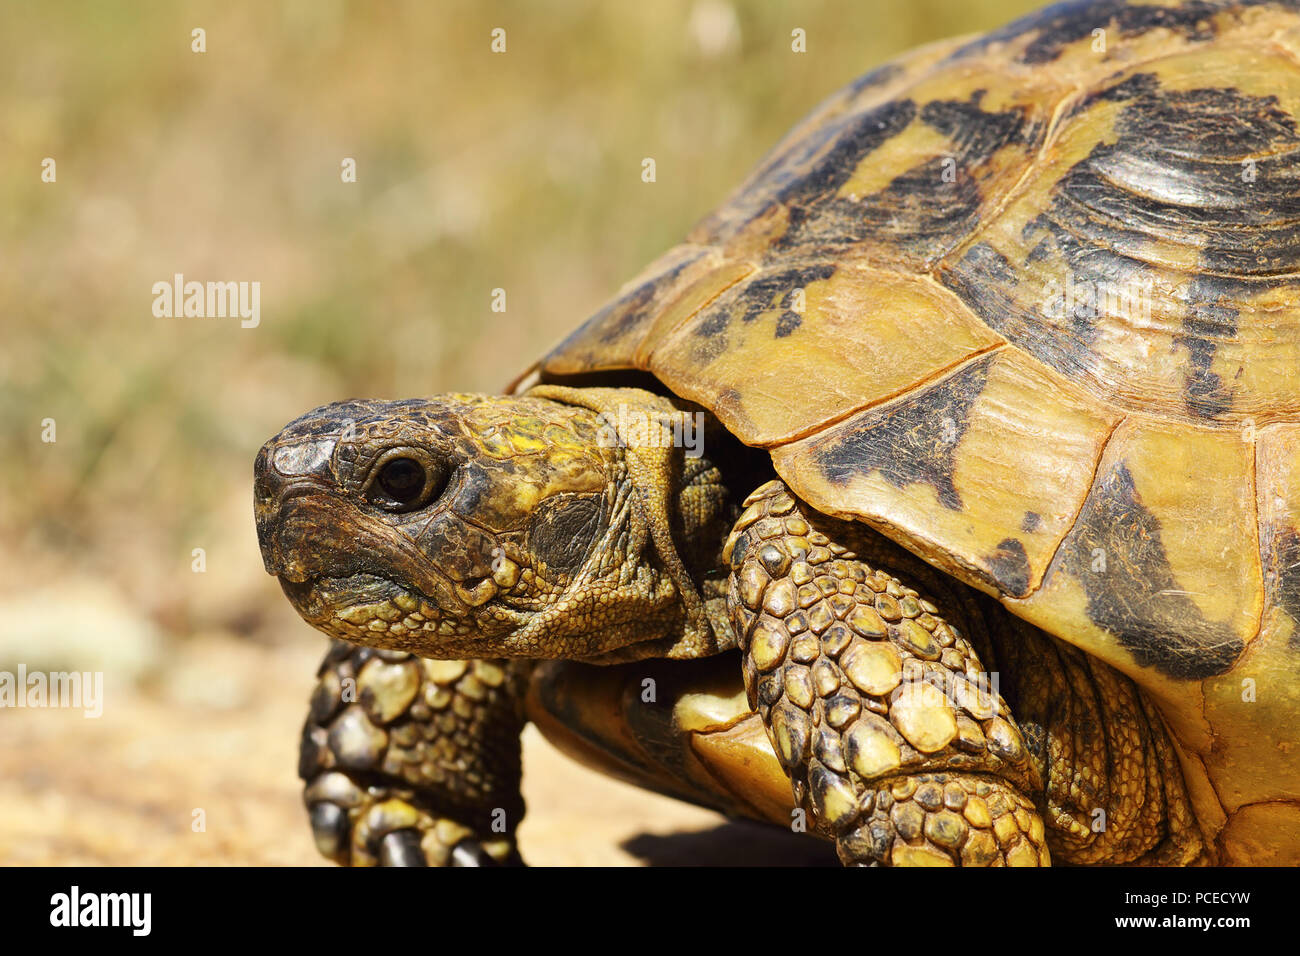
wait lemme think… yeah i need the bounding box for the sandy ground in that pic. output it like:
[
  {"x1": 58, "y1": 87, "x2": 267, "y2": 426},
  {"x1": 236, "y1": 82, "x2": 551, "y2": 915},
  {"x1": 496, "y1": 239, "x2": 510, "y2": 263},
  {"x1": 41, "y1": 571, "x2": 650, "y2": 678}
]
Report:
[{"x1": 0, "y1": 635, "x2": 832, "y2": 867}]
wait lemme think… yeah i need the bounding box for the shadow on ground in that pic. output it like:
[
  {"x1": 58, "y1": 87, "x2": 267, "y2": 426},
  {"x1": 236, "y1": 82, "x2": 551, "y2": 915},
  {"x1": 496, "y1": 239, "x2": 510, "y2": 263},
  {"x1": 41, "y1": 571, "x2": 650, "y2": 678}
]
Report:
[{"x1": 622, "y1": 819, "x2": 839, "y2": 867}]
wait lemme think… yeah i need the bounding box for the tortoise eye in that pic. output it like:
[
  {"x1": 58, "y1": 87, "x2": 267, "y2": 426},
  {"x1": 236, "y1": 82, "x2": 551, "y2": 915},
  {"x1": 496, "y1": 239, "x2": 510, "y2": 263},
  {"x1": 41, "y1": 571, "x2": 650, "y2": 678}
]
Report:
[
  {"x1": 366, "y1": 451, "x2": 445, "y2": 513},
  {"x1": 379, "y1": 458, "x2": 424, "y2": 500}
]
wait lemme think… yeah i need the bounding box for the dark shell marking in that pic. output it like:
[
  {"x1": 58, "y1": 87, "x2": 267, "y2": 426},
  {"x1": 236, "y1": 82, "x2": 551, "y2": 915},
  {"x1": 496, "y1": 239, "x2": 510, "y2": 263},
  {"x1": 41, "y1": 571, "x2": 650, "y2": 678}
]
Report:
[
  {"x1": 1054, "y1": 463, "x2": 1244, "y2": 678},
  {"x1": 1261, "y1": 524, "x2": 1300, "y2": 651},
  {"x1": 950, "y1": 0, "x2": 1226, "y2": 65},
  {"x1": 692, "y1": 263, "x2": 836, "y2": 341},
  {"x1": 985, "y1": 538, "x2": 1033, "y2": 599},
  {"x1": 810, "y1": 353, "x2": 995, "y2": 511}
]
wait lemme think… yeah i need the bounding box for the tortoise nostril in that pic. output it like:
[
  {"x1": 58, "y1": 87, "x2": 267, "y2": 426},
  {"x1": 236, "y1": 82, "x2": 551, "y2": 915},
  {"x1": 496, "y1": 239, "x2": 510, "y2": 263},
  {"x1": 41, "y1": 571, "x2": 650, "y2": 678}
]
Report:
[
  {"x1": 254, "y1": 452, "x2": 279, "y2": 523},
  {"x1": 254, "y1": 435, "x2": 337, "y2": 517},
  {"x1": 273, "y1": 438, "x2": 336, "y2": 477}
]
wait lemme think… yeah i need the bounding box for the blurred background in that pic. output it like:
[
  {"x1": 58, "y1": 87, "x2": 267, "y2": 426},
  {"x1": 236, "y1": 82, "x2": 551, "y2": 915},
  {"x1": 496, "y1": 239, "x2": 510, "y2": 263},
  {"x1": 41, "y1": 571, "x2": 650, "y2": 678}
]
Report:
[{"x1": 0, "y1": 0, "x2": 1040, "y2": 864}]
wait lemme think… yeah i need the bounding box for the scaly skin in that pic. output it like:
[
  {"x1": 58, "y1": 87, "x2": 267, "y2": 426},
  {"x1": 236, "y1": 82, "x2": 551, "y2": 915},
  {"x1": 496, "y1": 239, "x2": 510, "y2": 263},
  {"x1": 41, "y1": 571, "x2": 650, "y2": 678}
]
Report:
[
  {"x1": 256, "y1": 388, "x2": 1204, "y2": 866},
  {"x1": 990, "y1": 614, "x2": 1206, "y2": 864},
  {"x1": 725, "y1": 480, "x2": 1049, "y2": 866},
  {"x1": 298, "y1": 640, "x2": 529, "y2": 866}
]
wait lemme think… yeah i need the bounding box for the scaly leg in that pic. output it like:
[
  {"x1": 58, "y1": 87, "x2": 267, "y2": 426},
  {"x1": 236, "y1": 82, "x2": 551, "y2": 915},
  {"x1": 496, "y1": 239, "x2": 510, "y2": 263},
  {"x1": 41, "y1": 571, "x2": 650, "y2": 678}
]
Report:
[
  {"x1": 991, "y1": 614, "x2": 1207, "y2": 865},
  {"x1": 727, "y1": 481, "x2": 1050, "y2": 866},
  {"x1": 299, "y1": 639, "x2": 529, "y2": 866}
]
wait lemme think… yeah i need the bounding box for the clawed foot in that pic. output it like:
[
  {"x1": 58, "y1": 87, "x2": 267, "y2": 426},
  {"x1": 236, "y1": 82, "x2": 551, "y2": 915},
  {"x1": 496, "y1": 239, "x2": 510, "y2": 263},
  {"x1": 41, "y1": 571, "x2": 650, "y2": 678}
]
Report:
[
  {"x1": 299, "y1": 640, "x2": 528, "y2": 867},
  {"x1": 304, "y1": 774, "x2": 522, "y2": 866}
]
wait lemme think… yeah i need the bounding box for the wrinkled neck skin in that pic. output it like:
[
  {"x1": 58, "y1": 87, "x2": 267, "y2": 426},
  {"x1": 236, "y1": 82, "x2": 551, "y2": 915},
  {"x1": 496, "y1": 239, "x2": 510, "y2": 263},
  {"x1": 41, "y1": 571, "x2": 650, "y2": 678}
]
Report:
[
  {"x1": 526, "y1": 385, "x2": 739, "y2": 664},
  {"x1": 581, "y1": 454, "x2": 740, "y2": 664}
]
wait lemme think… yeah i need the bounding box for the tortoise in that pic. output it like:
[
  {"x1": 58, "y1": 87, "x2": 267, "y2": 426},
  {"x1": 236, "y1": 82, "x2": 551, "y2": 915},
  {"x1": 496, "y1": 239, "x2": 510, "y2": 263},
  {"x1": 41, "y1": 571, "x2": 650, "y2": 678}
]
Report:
[{"x1": 254, "y1": 0, "x2": 1300, "y2": 866}]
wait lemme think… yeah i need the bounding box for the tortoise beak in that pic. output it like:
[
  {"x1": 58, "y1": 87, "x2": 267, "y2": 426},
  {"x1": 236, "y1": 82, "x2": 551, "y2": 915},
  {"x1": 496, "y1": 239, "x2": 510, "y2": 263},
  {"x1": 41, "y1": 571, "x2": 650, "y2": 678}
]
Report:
[
  {"x1": 253, "y1": 437, "x2": 337, "y2": 578},
  {"x1": 254, "y1": 434, "x2": 470, "y2": 618}
]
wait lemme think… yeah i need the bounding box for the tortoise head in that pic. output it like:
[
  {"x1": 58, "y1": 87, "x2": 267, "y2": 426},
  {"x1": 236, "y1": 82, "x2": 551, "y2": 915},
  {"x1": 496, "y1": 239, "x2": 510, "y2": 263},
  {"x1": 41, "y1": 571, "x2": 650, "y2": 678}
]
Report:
[{"x1": 254, "y1": 389, "x2": 725, "y2": 661}]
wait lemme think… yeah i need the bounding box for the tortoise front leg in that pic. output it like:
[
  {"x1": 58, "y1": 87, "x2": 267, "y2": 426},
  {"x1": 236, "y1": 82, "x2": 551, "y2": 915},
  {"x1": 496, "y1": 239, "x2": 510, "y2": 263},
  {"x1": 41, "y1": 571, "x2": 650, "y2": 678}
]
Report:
[
  {"x1": 299, "y1": 639, "x2": 529, "y2": 866},
  {"x1": 727, "y1": 481, "x2": 1050, "y2": 866}
]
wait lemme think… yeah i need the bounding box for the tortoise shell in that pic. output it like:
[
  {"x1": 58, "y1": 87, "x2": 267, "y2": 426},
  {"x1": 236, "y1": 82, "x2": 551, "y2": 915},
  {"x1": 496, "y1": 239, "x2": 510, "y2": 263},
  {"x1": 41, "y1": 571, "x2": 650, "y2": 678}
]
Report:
[{"x1": 522, "y1": 0, "x2": 1300, "y2": 858}]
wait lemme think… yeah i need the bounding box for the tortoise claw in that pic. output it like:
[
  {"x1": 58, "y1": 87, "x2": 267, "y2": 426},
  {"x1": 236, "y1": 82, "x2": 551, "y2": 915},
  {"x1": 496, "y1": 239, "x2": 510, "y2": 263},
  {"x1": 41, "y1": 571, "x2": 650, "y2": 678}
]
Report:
[
  {"x1": 449, "y1": 839, "x2": 495, "y2": 867},
  {"x1": 379, "y1": 829, "x2": 430, "y2": 867},
  {"x1": 307, "y1": 801, "x2": 351, "y2": 864}
]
